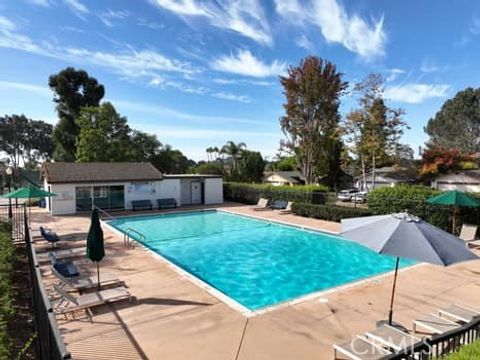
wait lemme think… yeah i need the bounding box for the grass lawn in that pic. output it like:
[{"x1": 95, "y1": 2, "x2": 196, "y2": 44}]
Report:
[{"x1": 442, "y1": 340, "x2": 480, "y2": 359}]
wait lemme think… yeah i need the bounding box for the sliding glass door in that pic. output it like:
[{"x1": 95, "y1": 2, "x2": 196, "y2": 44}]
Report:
[{"x1": 75, "y1": 185, "x2": 125, "y2": 212}]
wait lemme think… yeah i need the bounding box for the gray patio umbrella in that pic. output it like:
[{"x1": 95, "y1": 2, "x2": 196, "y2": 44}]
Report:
[{"x1": 341, "y1": 212, "x2": 478, "y2": 326}]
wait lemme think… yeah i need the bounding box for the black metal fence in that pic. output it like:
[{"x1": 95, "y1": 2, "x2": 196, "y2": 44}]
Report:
[
  {"x1": 386, "y1": 316, "x2": 480, "y2": 359},
  {"x1": 23, "y1": 208, "x2": 71, "y2": 359},
  {"x1": 0, "y1": 203, "x2": 25, "y2": 241}
]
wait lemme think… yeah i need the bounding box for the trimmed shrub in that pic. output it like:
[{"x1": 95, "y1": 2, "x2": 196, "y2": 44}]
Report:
[
  {"x1": 367, "y1": 185, "x2": 480, "y2": 232},
  {"x1": 292, "y1": 203, "x2": 372, "y2": 222},
  {"x1": 224, "y1": 182, "x2": 329, "y2": 205},
  {"x1": 0, "y1": 222, "x2": 14, "y2": 360}
]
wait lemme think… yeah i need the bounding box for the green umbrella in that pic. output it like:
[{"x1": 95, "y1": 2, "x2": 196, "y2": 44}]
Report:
[
  {"x1": 1, "y1": 186, "x2": 57, "y2": 199},
  {"x1": 86, "y1": 209, "x2": 105, "y2": 290},
  {"x1": 426, "y1": 190, "x2": 480, "y2": 234}
]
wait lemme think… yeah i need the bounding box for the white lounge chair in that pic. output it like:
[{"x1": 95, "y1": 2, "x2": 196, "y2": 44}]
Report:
[
  {"x1": 53, "y1": 284, "x2": 131, "y2": 321},
  {"x1": 51, "y1": 266, "x2": 121, "y2": 291},
  {"x1": 334, "y1": 336, "x2": 391, "y2": 360},
  {"x1": 459, "y1": 224, "x2": 480, "y2": 248},
  {"x1": 364, "y1": 324, "x2": 421, "y2": 352},
  {"x1": 252, "y1": 198, "x2": 269, "y2": 211},
  {"x1": 36, "y1": 247, "x2": 85, "y2": 264},
  {"x1": 413, "y1": 314, "x2": 459, "y2": 334},
  {"x1": 279, "y1": 201, "x2": 293, "y2": 214},
  {"x1": 438, "y1": 304, "x2": 479, "y2": 323}
]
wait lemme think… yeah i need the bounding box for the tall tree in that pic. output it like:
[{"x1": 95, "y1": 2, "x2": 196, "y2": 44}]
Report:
[
  {"x1": 151, "y1": 145, "x2": 194, "y2": 174},
  {"x1": 425, "y1": 87, "x2": 480, "y2": 154},
  {"x1": 49, "y1": 67, "x2": 105, "y2": 161},
  {"x1": 220, "y1": 141, "x2": 246, "y2": 171},
  {"x1": 0, "y1": 114, "x2": 53, "y2": 171},
  {"x1": 130, "y1": 130, "x2": 162, "y2": 160},
  {"x1": 75, "y1": 102, "x2": 132, "y2": 162},
  {"x1": 344, "y1": 74, "x2": 407, "y2": 190},
  {"x1": 280, "y1": 56, "x2": 348, "y2": 185},
  {"x1": 235, "y1": 150, "x2": 265, "y2": 183}
]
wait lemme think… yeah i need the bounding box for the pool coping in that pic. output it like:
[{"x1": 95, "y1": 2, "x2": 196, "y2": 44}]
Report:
[{"x1": 102, "y1": 207, "x2": 423, "y2": 318}]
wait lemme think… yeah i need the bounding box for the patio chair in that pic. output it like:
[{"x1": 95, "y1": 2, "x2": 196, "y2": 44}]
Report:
[
  {"x1": 364, "y1": 324, "x2": 421, "y2": 352},
  {"x1": 413, "y1": 314, "x2": 459, "y2": 334},
  {"x1": 270, "y1": 200, "x2": 288, "y2": 210},
  {"x1": 334, "y1": 336, "x2": 391, "y2": 360},
  {"x1": 39, "y1": 226, "x2": 60, "y2": 247},
  {"x1": 49, "y1": 253, "x2": 80, "y2": 278},
  {"x1": 53, "y1": 284, "x2": 131, "y2": 321},
  {"x1": 36, "y1": 247, "x2": 85, "y2": 264},
  {"x1": 279, "y1": 201, "x2": 293, "y2": 214},
  {"x1": 459, "y1": 224, "x2": 480, "y2": 248},
  {"x1": 252, "y1": 198, "x2": 269, "y2": 211},
  {"x1": 438, "y1": 304, "x2": 480, "y2": 323},
  {"x1": 51, "y1": 266, "x2": 121, "y2": 291}
]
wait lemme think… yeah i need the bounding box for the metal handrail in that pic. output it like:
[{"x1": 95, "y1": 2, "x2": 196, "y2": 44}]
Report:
[
  {"x1": 124, "y1": 227, "x2": 145, "y2": 247},
  {"x1": 92, "y1": 205, "x2": 117, "y2": 221}
]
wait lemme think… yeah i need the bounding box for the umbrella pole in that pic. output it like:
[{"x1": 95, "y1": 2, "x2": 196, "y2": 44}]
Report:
[
  {"x1": 97, "y1": 262, "x2": 100, "y2": 291},
  {"x1": 452, "y1": 207, "x2": 456, "y2": 235},
  {"x1": 388, "y1": 257, "x2": 400, "y2": 326}
]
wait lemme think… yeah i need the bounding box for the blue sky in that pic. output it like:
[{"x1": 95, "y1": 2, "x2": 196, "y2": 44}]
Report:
[{"x1": 0, "y1": 0, "x2": 479, "y2": 161}]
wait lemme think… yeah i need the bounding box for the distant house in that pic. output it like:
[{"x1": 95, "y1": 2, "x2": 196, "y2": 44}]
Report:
[
  {"x1": 42, "y1": 162, "x2": 223, "y2": 215},
  {"x1": 355, "y1": 167, "x2": 419, "y2": 190},
  {"x1": 262, "y1": 171, "x2": 305, "y2": 186},
  {"x1": 430, "y1": 170, "x2": 480, "y2": 192}
]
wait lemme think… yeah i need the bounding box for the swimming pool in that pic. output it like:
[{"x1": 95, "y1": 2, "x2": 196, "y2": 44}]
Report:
[{"x1": 108, "y1": 210, "x2": 412, "y2": 311}]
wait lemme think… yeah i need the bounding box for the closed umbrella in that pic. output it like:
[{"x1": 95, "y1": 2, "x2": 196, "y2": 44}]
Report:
[
  {"x1": 341, "y1": 213, "x2": 478, "y2": 326},
  {"x1": 86, "y1": 209, "x2": 105, "y2": 290},
  {"x1": 426, "y1": 190, "x2": 480, "y2": 234}
]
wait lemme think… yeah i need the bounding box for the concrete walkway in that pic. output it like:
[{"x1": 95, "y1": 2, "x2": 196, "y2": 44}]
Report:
[{"x1": 30, "y1": 204, "x2": 480, "y2": 360}]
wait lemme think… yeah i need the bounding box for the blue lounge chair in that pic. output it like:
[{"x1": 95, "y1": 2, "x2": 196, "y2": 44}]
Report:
[
  {"x1": 49, "y1": 253, "x2": 80, "y2": 278},
  {"x1": 40, "y1": 226, "x2": 60, "y2": 247},
  {"x1": 270, "y1": 200, "x2": 288, "y2": 210}
]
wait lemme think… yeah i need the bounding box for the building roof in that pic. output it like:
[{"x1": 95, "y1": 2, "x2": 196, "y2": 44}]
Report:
[
  {"x1": 263, "y1": 171, "x2": 305, "y2": 184},
  {"x1": 163, "y1": 174, "x2": 223, "y2": 179},
  {"x1": 43, "y1": 162, "x2": 163, "y2": 184},
  {"x1": 356, "y1": 167, "x2": 419, "y2": 183},
  {"x1": 433, "y1": 170, "x2": 480, "y2": 183}
]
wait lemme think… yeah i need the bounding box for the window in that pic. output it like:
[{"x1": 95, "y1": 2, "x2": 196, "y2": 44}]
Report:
[
  {"x1": 75, "y1": 186, "x2": 91, "y2": 199},
  {"x1": 94, "y1": 186, "x2": 108, "y2": 198}
]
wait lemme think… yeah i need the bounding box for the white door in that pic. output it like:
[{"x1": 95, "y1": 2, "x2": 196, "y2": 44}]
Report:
[{"x1": 191, "y1": 182, "x2": 202, "y2": 204}]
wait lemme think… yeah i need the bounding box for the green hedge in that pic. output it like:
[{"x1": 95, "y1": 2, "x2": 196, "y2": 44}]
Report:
[
  {"x1": 292, "y1": 203, "x2": 372, "y2": 222},
  {"x1": 224, "y1": 182, "x2": 329, "y2": 205},
  {"x1": 0, "y1": 223, "x2": 14, "y2": 360},
  {"x1": 367, "y1": 185, "x2": 480, "y2": 232},
  {"x1": 441, "y1": 340, "x2": 480, "y2": 359}
]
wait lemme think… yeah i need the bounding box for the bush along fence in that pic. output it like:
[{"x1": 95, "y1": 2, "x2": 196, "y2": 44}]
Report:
[
  {"x1": 223, "y1": 182, "x2": 330, "y2": 205},
  {"x1": 292, "y1": 203, "x2": 372, "y2": 222},
  {"x1": 367, "y1": 185, "x2": 480, "y2": 233},
  {"x1": 0, "y1": 222, "x2": 15, "y2": 360}
]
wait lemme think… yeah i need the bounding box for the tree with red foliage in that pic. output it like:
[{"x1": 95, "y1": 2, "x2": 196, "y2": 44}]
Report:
[{"x1": 420, "y1": 147, "x2": 463, "y2": 175}]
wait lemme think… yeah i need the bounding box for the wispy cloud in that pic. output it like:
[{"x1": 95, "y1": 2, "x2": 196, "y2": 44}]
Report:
[
  {"x1": 212, "y1": 50, "x2": 286, "y2": 78},
  {"x1": 27, "y1": 0, "x2": 51, "y2": 7},
  {"x1": 0, "y1": 16, "x2": 43, "y2": 54},
  {"x1": 385, "y1": 68, "x2": 405, "y2": 82},
  {"x1": 213, "y1": 78, "x2": 274, "y2": 86},
  {"x1": 0, "y1": 80, "x2": 51, "y2": 97},
  {"x1": 385, "y1": 84, "x2": 450, "y2": 104},
  {"x1": 98, "y1": 10, "x2": 130, "y2": 28},
  {"x1": 275, "y1": 0, "x2": 386, "y2": 60},
  {"x1": 152, "y1": 0, "x2": 272, "y2": 46},
  {"x1": 420, "y1": 59, "x2": 444, "y2": 73},
  {"x1": 63, "y1": 0, "x2": 89, "y2": 18},
  {"x1": 114, "y1": 99, "x2": 267, "y2": 125},
  {"x1": 212, "y1": 91, "x2": 250, "y2": 103},
  {"x1": 296, "y1": 34, "x2": 314, "y2": 51}
]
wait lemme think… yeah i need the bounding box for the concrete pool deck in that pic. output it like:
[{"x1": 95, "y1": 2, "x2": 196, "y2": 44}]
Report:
[{"x1": 30, "y1": 203, "x2": 480, "y2": 360}]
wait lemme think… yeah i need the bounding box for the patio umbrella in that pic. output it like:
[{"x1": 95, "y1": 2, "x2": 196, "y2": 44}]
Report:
[
  {"x1": 86, "y1": 209, "x2": 105, "y2": 290},
  {"x1": 1, "y1": 186, "x2": 57, "y2": 216},
  {"x1": 341, "y1": 212, "x2": 478, "y2": 326},
  {"x1": 426, "y1": 190, "x2": 480, "y2": 234}
]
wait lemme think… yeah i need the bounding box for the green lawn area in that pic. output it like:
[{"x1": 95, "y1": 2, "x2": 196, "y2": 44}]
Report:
[{"x1": 442, "y1": 340, "x2": 480, "y2": 359}]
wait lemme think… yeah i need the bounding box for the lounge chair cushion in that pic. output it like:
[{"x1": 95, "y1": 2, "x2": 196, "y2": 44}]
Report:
[
  {"x1": 40, "y1": 226, "x2": 60, "y2": 243},
  {"x1": 50, "y1": 254, "x2": 79, "y2": 277},
  {"x1": 270, "y1": 200, "x2": 288, "y2": 210}
]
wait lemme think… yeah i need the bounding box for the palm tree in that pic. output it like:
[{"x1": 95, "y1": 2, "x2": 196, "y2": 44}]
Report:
[
  {"x1": 220, "y1": 141, "x2": 246, "y2": 170},
  {"x1": 206, "y1": 147, "x2": 213, "y2": 162},
  {"x1": 213, "y1": 146, "x2": 220, "y2": 161}
]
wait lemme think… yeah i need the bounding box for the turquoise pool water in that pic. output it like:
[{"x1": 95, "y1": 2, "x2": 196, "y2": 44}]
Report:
[{"x1": 108, "y1": 211, "x2": 412, "y2": 310}]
